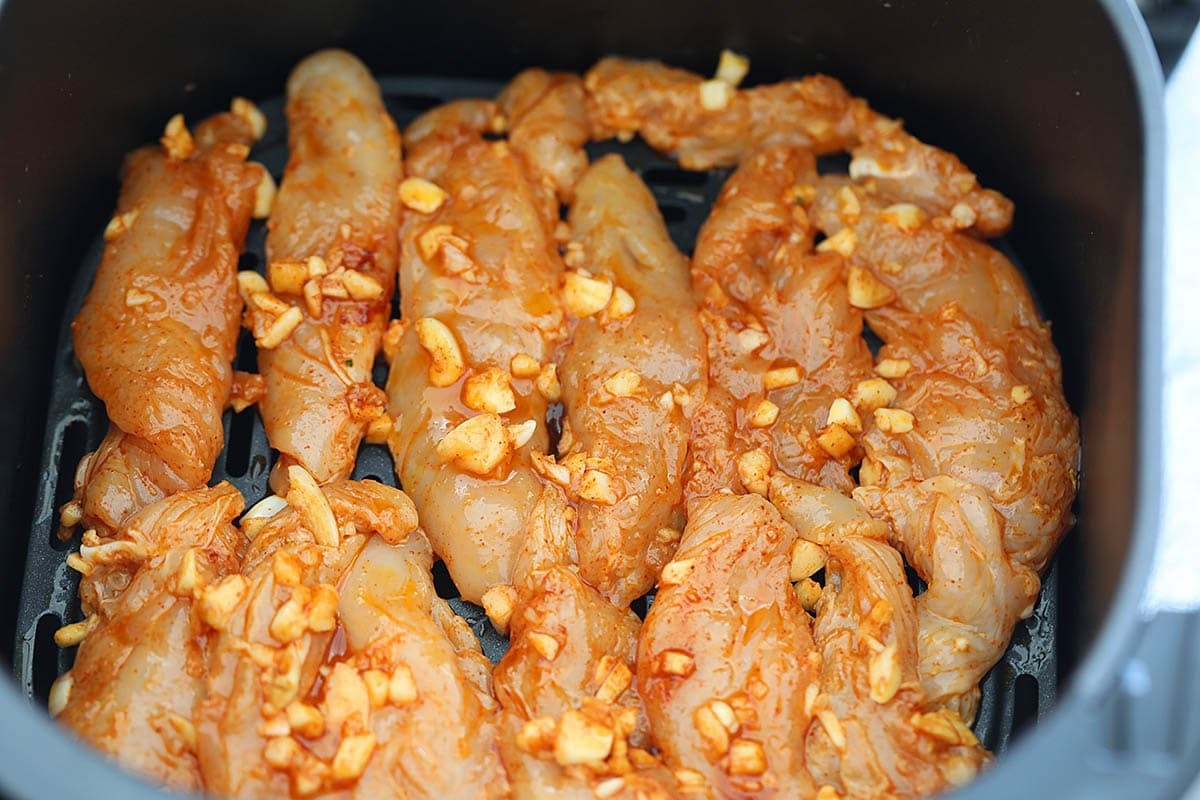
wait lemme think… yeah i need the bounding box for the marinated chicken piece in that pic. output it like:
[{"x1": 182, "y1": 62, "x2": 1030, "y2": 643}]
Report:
[
  {"x1": 584, "y1": 56, "x2": 1012, "y2": 236},
  {"x1": 638, "y1": 493, "x2": 821, "y2": 798},
  {"x1": 585, "y1": 57, "x2": 859, "y2": 170},
  {"x1": 52, "y1": 483, "x2": 244, "y2": 792},
  {"x1": 255, "y1": 50, "x2": 401, "y2": 489},
  {"x1": 194, "y1": 476, "x2": 418, "y2": 798},
  {"x1": 688, "y1": 147, "x2": 873, "y2": 501},
  {"x1": 856, "y1": 477, "x2": 1040, "y2": 722},
  {"x1": 768, "y1": 472, "x2": 891, "y2": 548},
  {"x1": 71, "y1": 106, "x2": 266, "y2": 534},
  {"x1": 809, "y1": 536, "x2": 991, "y2": 798},
  {"x1": 74, "y1": 480, "x2": 246, "y2": 619},
  {"x1": 809, "y1": 177, "x2": 1040, "y2": 331},
  {"x1": 550, "y1": 154, "x2": 706, "y2": 606},
  {"x1": 310, "y1": 534, "x2": 510, "y2": 799},
  {"x1": 498, "y1": 69, "x2": 590, "y2": 212},
  {"x1": 810, "y1": 181, "x2": 1080, "y2": 573},
  {"x1": 493, "y1": 567, "x2": 678, "y2": 799},
  {"x1": 386, "y1": 99, "x2": 567, "y2": 604}
]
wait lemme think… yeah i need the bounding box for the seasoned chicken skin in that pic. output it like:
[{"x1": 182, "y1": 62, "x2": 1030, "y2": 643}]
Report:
[
  {"x1": 386, "y1": 99, "x2": 567, "y2": 604},
  {"x1": 72, "y1": 107, "x2": 265, "y2": 534},
  {"x1": 493, "y1": 567, "x2": 678, "y2": 799},
  {"x1": 547, "y1": 154, "x2": 706, "y2": 606},
  {"x1": 53, "y1": 483, "x2": 245, "y2": 792},
  {"x1": 584, "y1": 56, "x2": 1012, "y2": 236},
  {"x1": 688, "y1": 146, "x2": 873, "y2": 501},
  {"x1": 638, "y1": 493, "x2": 822, "y2": 799},
  {"x1": 255, "y1": 49, "x2": 401, "y2": 489}
]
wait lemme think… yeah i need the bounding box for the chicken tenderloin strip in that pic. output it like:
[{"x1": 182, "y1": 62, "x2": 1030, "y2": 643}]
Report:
[
  {"x1": 51, "y1": 483, "x2": 245, "y2": 792},
  {"x1": 386, "y1": 99, "x2": 567, "y2": 604},
  {"x1": 195, "y1": 476, "x2": 421, "y2": 797},
  {"x1": 687, "y1": 146, "x2": 873, "y2": 502},
  {"x1": 71, "y1": 104, "x2": 268, "y2": 535},
  {"x1": 856, "y1": 477, "x2": 1040, "y2": 722},
  {"x1": 252, "y1": 49, "x2": 401, "y2": 490},
  {"x1": 315, "y1": 533, "x2": 510, "y2": 799},
  {"x1": 638, "y1": 493, "x2": 822, "y2": 798},
  {"x1": 584, "y1": 55, "x2": 1012, "y2": 236},
  {"x1": 497, "y1": 69, "x2": 591, "y2": 217},
  {"x1": 810, "y1": 536, "x2": 992, "y2": 798},
  {"x1": 493, "y1": 567, "x2": 679, "y2": 799},
  {"x1": 809, "y1": 179, "x2": 1080, "y2": 574},
  {"x1": 536, "y1": 153, "x2": 706, "y2": 607},
  {"x1": 767, "y1": 475, "x2": 992, "y2": 796}
]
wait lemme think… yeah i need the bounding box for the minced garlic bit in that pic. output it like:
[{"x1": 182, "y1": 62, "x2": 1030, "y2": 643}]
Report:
[
  {"x1": 879, "y1": 202, "x2": 926, "y2": 232},
  {"x1": 868, "y1": 642, "x2": 901, "y2": 704},
  {"x1": 509, "y1": 353, "x2": 541, "y2": 378},
  {"x1": 1011, "y1": 384, "x2": 1033, "y2": 404},
  {"x1": 161, "y1": 113, "x2": 195, "y2": 160},
  {"x1": 817, "y1": 424, "x2": 856, "y2": 458},
  {"x1": 847, "y1": 266, "x2": 895, "y2": 309},
  {"x1": 527, "y1": 631, "x2": 561, "y2": 661},
  {"x1": 659, "y1": 557, "x2": 695, "y2": 586},
  {"x1": 286, "y1": 465, "x2": 339, "y2": 547},
  {"x1": 763, "y1": 365, "x2": 801, "y2": 391},
  {"x1": 694, "y1": 704, "x2": 730, "y2": 757},
  {"x1": 257, "y1": 306, "x2": 304, "y2": 350},
  {"x1": 399, "y1": 176, "x2": 449, "y2": 214},
  {"x1": 736, "y1": 448, "x2": 772, "y2": 495},
  {"x1": 699, "y1": 79, "x2": 734, "y2": 111},
  {"x1": 389, "y1": 664, "x2": 419, "y2": 706},
  {"x1": 481, "y1": 584, "x2": 518, "y2": 634},
  {"x1": 874, "y1": 407, "x2": 915, "y2": 435},
  {"x1": 715, "y1": 49, "x2": 750, "y2": 86},
  {"x1": 253, "y1": 167, "x2": 276, "y2": 219},
  {"x1": 104, "y1": 209, "x2": 139, "y2": 241},
  {"x1": 231, "y1": 97, "x2": 267, "y2": 140},
  {"x1": 506, "y1": 419, "x2": 537, "y2": 450},
  {"x1": 654, "y1": 649, "x2": 696, "y2": 677},
  {"x1": 270, "y1": 259, "x2": 309, "y2": 295},
  {"x1": 554, "y1": 709, "x2": 614, "y2": 766},
  {"x1": 826, "y1": 398, "x2": 862, "y2": 433},
  {"x1": 607, "y1": 286, "x2": 637, "y2": 320},
  {"x1": 436, "y1": 413, "x2": 510, "y2": 475},
  {"x1": 564, "y1": 271, "x2": 614, "y2": 317},
  {"x1": 48, "y1": 673, "x2": 73, "y2": 717},
  {"x1": 852, "y1": 378, "x2": 898, "y2": 412},
  {"x1": 875, "y1": 358, "x2": 912, "y2": 379},
  {"x1": 536, "y1": 363, "x2": 562, "y2": 401},
  {"x1": 462, "y1": 367, "x2": 517, "y2": 414},
  {"x1": 816, "y1": 228, "x2": 857, "y2": 257},
  {"x1": 414, "y1": 317, "x2": 465, "y2": 387},
  {"x1": 789, "y1": 540, "x2": 827, "y2": 582},
  {"x1": 197, "y1": 574, "x2": 250, "y2": 630},
  {"x1": 737, "y1": 328, "x2": 770, "y2": 353},
  {"x1": 603, "y1": 369, "x2": 642, "y2": 399},
  {"x1": 727, "y1": 738, "x2": 768, "y2": 776},
  {"x1": 748, "y1": 399, "x2": 780, "y2": 428},
  {"x1": 579, "y1": 469, "x2": 618, "y2": 505}
]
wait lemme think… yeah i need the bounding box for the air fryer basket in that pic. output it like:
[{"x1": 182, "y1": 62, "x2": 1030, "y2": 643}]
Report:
[{"x1": 0, "y1": 0, "x2": 1187, "y2": 798}]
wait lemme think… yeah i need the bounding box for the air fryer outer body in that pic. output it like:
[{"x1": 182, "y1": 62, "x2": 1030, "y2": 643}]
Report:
[{"x1": 0, "y1": 0, "x2": 1186, "y2": 797}]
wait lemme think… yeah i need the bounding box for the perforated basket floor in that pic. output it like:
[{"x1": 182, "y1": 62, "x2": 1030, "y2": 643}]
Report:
[{"x1": 14, "y1": 75, "x2": 1060, "y2": 758}]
